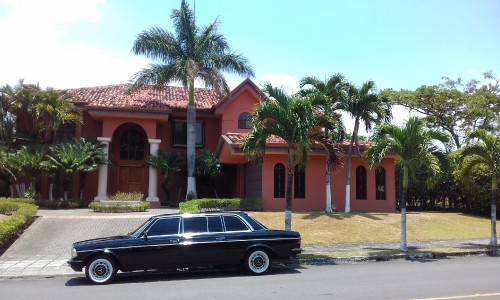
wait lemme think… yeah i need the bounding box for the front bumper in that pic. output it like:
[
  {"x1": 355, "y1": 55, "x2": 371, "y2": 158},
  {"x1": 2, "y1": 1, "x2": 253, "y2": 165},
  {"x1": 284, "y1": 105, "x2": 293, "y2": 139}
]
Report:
[{"x1": 67, "y1": 259, "x2": 85, "y2": 272}]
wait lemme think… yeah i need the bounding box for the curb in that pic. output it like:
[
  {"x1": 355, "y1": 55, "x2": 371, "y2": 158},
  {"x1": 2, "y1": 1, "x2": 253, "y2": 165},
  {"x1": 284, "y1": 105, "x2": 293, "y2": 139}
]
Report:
[{"x1": 293, "y1": 248, "x2": 500, "y2": 265}]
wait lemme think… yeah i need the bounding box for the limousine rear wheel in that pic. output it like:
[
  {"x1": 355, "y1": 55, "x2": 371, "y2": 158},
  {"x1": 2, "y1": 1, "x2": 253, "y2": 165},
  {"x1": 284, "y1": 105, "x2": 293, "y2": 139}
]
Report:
[
  {"x1": 85, "y1": 255, "x2": 117, "y2": 284},
  {"x1": 245, "y1": 249, "x2": 271, "y2": 275}
]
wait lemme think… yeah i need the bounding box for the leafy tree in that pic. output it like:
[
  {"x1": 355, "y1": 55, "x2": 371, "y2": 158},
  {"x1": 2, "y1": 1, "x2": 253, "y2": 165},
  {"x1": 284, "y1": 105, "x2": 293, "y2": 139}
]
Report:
[
  {"x1": 366, "y1": 117, "x2": 449, "y2": 251},
  {"x1": 383, "y1": 71, "x2": 500, "y2": 149},
  {"x1": 243, "y1": 83, "x2": 343, "y2": 230},
  {"x1": 146, "y1": 150, "x2": 185, "y2": 202},
  {"x1": 195, "y1": 150, "x2": 222, "y2": 198},
  {"x1": 340, "y1": 81, "x2": 392, "y2": 213},
  {"x1": 299, "y1": 74, "x2": 346, "y2": 213},
  {"x1": 0, "y1": 85, "x2": 17, "y2": 146},
  {"x1": 0, "y1": 145, "x2": 16, "y2": 197},
  {"x1": 460, "y1": 129, "x2": 499, "y2": 246},
  {"x1": 47, "y1": 139, "x2": 106, "y2": 200},
  {"x1": 131, "y1": 0, "x2": 254, "y2": 200}
]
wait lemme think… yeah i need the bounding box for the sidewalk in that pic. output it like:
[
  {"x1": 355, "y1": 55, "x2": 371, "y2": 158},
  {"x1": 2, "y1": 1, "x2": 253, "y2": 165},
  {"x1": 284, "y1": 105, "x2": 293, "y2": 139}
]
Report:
[{"x1": 0, "y1": 209, "x2": 497, "y2": 279}]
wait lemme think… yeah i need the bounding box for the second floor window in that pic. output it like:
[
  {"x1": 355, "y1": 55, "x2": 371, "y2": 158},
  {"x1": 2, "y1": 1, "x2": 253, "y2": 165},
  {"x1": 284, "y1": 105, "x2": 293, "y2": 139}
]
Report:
[
  {"x1": 238, "y1": 112, "x2": 252, "y2": 129},
  {"x1": 172, "y1": 120, "x2": 204, "y2": 147}
]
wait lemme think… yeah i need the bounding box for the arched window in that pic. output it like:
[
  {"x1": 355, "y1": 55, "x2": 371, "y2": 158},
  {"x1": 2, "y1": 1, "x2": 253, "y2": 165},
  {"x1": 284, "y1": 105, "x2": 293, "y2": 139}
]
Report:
[
  {"x1": 356, "y1": 166, "x2": 367, "y2": 200},
  {"x1": 120, "y1": 129, "x2": 145, "y2": 160},
  {"x1": 294, "y1": 165, "x2": 305, "y2": 198},
  {"x1": 274, "y1": 163, "x2": 285, "y2": 198},
  {"x1": 238, "y1": 112, "x2": 252, "y2": 129},
  {"x1": 375, "y1": 167, "x2": 386, "y2": 200}
]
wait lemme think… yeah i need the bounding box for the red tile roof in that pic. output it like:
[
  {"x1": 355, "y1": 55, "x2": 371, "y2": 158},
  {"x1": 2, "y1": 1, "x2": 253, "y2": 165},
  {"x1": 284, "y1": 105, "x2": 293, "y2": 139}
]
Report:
[
  {"x1": 64, "y1": 83, "x2": 222, "y2": 111},
  {"x1": 224, "y1": 132, "x2": 371, "y2": 149}
]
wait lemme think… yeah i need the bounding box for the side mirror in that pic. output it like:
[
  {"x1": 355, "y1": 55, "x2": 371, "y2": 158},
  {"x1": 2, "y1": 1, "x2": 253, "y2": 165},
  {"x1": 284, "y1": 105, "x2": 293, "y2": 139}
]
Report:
[{"x1": 143, "y1": 231, "x2": 148, "y2": 241}]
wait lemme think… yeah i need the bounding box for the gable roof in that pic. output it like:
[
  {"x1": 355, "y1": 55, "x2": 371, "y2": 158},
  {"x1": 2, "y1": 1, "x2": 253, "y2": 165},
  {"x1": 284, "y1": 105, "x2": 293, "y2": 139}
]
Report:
[{"x1": 64, "y1": 83, "x2": 222, "y2": 111}]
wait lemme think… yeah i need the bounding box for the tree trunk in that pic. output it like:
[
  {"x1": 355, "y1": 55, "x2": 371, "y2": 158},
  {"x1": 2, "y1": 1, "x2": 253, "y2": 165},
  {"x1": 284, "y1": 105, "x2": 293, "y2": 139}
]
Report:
[
  {"x1": 186, "y1": 83, "x2": 197, "y2": 200},
  {"x1": 400, "y1": 165, "x2": 409, "y2": 252},
  {"x1": 285, "y1": 148, "x2": 295, "y2": 231},
  {"x1": 325, "y1": 155, "x2": 332, "y2": 213},
  {"x1": 490, "y1": 178, "x2": 498, "y2": 246},
  {"x1": 345, "y1": 117, "x2": 359, "y2": 213}
]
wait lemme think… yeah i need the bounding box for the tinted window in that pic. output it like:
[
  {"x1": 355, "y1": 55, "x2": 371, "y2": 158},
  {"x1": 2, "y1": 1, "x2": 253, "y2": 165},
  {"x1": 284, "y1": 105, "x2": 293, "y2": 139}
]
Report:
[
  {"x1": 207, "y1": 216, "x2": 223, "y2": 232},
  {"x1": 241, "y1": 214, "x2": 266, "y2": 230},
  {"x1": 147, "y1": 217, "x2": 180, "y2": 236},
  {"x1": 223, "y1": 216, "x2": 249, "y2": 232},
  {"x1": 184, "y1": 217, "x2": 208, "y2": 234}
]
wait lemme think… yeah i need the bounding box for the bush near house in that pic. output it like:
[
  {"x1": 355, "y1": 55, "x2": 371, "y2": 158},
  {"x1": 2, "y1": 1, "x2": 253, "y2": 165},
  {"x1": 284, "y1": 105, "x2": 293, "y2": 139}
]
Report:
[
  {"x1": 88, "y1": 201, "x2": 149, "y2": 213},
  {"x1": 179, "y1": 198, "x2": 262, "y2": 213},
  {"x1": 0, "y1": 198, "x2": 38, "y2": 253}
]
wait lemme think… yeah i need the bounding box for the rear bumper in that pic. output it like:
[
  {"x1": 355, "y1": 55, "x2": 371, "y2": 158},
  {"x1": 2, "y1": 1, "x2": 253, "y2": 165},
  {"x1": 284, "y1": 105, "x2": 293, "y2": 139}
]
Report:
[
  {"x1": 67, "y1": 259, "x2": 85, "y2": 272},
  {"x1": 291, "y1": 247, "x2": 302, "y2": 257}
]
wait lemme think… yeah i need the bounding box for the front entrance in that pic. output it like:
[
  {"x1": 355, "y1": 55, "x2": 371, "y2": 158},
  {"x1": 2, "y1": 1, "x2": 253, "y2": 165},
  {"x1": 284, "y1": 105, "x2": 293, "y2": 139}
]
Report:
[{"x1": 119, "y1": 166, "x2": 144, "y2": 193}]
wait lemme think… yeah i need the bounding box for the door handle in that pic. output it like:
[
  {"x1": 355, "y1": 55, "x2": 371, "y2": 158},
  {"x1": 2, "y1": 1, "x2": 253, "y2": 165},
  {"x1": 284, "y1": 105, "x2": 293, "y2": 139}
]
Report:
[
  {"x1": 170, "y1": 239, "x2": 180, "y2": 243},
  {"x1": 215, "y1": 237, "x2": 225, "y2": 241}
]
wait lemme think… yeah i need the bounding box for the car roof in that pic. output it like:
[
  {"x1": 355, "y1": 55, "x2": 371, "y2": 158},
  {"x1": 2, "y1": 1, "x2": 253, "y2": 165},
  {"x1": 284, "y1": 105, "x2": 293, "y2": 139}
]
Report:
[{"x1": 151, "y1": 211, "x2": 249, "y2": 219}]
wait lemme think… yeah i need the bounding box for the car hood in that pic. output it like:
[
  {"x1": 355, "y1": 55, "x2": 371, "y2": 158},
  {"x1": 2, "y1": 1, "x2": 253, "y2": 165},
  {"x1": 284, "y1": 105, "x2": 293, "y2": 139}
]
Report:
[{"x1": 73, "y1": 235, "x2": 133, "y2": 249}]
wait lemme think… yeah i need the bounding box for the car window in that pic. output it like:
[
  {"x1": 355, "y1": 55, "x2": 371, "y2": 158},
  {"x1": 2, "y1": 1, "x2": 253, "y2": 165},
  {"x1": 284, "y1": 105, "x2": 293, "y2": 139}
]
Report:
[
  {"x1": 223, "y1": 215, "x2": 249, "y2": 232},
  {"x1": 207, "y1": 216, "x2": 223, "y2": 233},
  {"x1": 241, "y1": 214, "x2": 267, "y2": 230},
  {"x1": 184, "y1": 217, "x2": 208, "y2": 234},
  {"x1": 147, "y1": 217, "x2": 181, "y2": 236}
]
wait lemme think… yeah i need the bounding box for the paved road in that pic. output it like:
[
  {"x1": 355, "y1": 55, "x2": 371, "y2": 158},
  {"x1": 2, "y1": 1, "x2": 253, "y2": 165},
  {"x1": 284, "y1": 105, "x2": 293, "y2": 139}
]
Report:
[{"x1": 0, "y1": 256, "x2": 499, "y2": 300}]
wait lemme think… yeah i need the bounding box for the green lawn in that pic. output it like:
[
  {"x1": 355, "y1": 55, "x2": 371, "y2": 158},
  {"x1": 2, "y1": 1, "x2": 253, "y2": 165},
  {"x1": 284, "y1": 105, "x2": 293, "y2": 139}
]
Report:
[{"x1": 249, "y1": 212, "x2": 492, "y2": 246}]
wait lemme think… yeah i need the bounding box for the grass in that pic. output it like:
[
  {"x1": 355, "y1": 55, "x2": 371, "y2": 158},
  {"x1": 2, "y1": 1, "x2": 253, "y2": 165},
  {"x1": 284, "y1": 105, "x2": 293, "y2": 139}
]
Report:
[{"x1": 248, "y1": 212, "x2": 492, "y2": 246}]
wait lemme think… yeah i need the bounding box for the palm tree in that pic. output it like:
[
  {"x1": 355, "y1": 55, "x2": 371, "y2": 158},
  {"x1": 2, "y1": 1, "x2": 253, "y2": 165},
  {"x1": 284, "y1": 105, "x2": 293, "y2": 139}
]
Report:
[
  {"x1": 131, "y1": 0, "x2": 254, "y2": 200},
  {"x1": 340, "y1": 81, "x2": 392, "y2": 213},
  {"x1": 0, "y1": 145, "x2": 16, "y2": 197},
  {"x1": 460, "y1": 129, "x2": 499, "y2": 246},
  {"x1": 146, "y1": 150, "x2": 186, "y2": 203},
  {"x1": 47, "y1": 139, "x2": 106, "y2": 201},
  {"x1": 243, "y1": 83, "x2": 343, "y2": 230},
  {"x1": 10, "y1": 145, "x2": 49, "y2": 199},
  {"x1": 365, "y1": 117, "x2": 449, "y2": 251},
  {"x1": 35, "y1": 88, "x2": 82, "y2": 146},
  {"x1": 299, "y1": 74, "x2": 347, "y2": 213}
]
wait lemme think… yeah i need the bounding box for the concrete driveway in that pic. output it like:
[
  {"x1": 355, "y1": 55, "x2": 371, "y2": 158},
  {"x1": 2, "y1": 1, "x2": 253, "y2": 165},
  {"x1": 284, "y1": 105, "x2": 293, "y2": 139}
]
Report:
[{"x1": 0, "y1": 208, "x2": 178, "y2": 278}]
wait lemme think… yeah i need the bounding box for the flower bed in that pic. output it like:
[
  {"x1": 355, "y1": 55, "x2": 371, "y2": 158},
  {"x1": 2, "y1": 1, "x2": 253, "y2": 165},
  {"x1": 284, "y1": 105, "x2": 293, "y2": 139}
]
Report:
[{"x1": 0, "y1": 198, "x2": 38, "y2": 253}]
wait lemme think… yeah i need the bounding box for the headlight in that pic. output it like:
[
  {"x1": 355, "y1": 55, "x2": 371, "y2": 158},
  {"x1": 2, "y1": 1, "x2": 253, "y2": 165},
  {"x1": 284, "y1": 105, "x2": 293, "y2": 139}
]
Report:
[{"x1": 71, "y1": 248, "x2": 77, "y2": 258}]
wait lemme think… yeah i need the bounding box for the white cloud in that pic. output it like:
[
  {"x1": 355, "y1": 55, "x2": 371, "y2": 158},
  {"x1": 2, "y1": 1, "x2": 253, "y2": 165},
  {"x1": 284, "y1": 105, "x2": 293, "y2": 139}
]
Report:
[{"x1": 0, "y1": 0, "x2": 147, "y2": 89}]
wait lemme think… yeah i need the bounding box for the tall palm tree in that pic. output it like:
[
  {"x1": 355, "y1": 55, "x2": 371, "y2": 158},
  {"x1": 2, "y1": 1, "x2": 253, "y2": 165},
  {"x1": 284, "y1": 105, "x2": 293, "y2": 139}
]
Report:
[
  {"x1": 340, "y1": 81, "x2": 392, "y2": 213},
  {"x1": 146, "y1": 150, "x2": 186, "y2": 202},
  {"x1": 131, "y1": 0, "x2": 254, "y2": 200},
  {"x1": 243, "y1": 83, "x2": 343, "y2": 230},
  {"x1": 299, "y1": 74, "x2": 347, "y2": 213},
  {"x1": 366, "y1": 117, "x2": 449, "y2": 251},
  {"x1": 460, "y1": 129, "x2": 499, "y2": 246}
]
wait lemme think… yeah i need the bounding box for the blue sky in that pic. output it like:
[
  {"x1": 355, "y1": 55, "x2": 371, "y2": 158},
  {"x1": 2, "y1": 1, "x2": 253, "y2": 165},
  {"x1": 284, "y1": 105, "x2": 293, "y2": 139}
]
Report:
[{"x1": 0, "y1": 0, "x2": 499, "y2": 130}]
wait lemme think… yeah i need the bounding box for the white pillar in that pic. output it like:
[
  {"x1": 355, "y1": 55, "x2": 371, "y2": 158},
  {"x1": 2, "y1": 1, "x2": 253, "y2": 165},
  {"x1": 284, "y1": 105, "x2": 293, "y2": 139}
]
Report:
[
  {"x1": 146, "y1": 139, "x2": 161, "y2": 203},
  {"x1": 94, "y1": 137, "x2": 111, "y2": 201}
]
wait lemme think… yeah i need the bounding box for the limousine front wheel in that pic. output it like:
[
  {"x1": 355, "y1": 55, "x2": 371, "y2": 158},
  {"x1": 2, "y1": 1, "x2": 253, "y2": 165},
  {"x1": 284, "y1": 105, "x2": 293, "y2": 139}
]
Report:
[
  {"x1": 85, "y1": 255, "x2": 117, "y2": 284},
  {"x1": 245, "y1": 249, "x2": 271, "y2": 275}
]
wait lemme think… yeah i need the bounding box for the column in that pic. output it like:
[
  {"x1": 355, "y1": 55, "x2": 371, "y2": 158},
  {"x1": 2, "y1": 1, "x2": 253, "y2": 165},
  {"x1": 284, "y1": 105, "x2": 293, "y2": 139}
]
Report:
[
  {"x1": 146, "y1": 139, "x2": 161, "y2": 205},
  {"x1": 94, "y1": 137, "x2": 111, "y2": 201}
]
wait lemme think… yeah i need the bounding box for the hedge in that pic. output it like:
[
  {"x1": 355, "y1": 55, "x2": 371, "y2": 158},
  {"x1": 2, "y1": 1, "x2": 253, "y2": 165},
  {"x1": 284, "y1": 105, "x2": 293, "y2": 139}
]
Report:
[
  {"x1": 0, "y1": 198, "x2": 38, "y2": 249},
  {"x1": 179, "y1": 197, "x2": 262, "y2": 213},
  {"x1": 88, "y1": 201, "x2": 150, "y2": 213}
]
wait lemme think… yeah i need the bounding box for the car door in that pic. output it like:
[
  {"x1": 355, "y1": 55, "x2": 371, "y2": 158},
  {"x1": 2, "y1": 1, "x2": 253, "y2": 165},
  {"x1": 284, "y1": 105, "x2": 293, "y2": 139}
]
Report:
[
  {"x1": 178, "y1": 215, "x2": 228, "y2": 267},
  {"x1": 221, "y1": 215, "x2": 254, "y2": 264},
  {"x1": 130, "y1": 216, "x2": 183, "y2": 270}
]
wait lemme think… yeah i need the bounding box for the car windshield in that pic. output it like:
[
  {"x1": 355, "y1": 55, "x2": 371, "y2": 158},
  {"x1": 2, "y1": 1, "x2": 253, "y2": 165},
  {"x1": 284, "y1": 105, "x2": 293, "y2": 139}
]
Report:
[{"x1": 130, "y1": 218, "x2": 153, "y2": 238}]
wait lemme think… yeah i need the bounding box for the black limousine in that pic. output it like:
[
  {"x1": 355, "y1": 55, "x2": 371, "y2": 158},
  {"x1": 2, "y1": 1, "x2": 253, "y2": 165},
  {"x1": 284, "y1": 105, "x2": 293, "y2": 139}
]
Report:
[{"x1": 68, "y1": 212, "x2": 302, "y2": 284}]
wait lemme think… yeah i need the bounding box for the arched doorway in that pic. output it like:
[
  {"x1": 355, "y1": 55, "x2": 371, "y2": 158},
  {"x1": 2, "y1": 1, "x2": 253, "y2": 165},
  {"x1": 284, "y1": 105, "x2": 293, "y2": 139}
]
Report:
[{"x1": 110, "y1": 124, "x2": 149, "y2": 196}]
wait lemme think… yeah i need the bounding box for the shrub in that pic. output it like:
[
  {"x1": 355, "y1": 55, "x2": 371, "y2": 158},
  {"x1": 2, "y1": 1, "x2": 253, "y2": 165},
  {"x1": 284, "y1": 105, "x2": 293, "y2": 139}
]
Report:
[
  {"x1": 0, "y1": 198, "x2": 38, "y2": 250},
  {"x1": 36, "y1": 199, "x2": 83, "y2": 209},
  {"x1": 88, "y1": 201, "x2": 149, "y2": 213},
  {"x1": 109, "y1": 191, "x2": 144, "y2": 201},
  {"x1": 179, "y1": 198, "x2": 262, "y2": 213}
]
